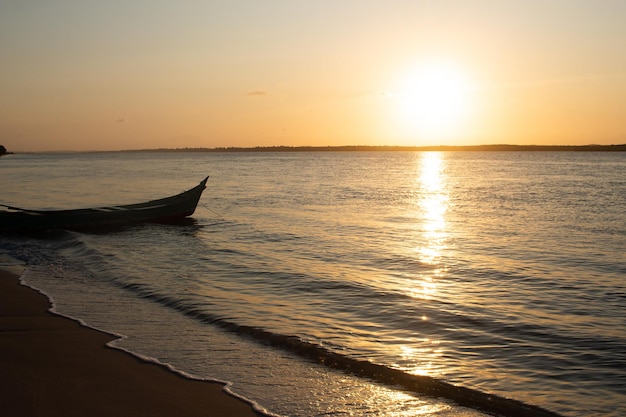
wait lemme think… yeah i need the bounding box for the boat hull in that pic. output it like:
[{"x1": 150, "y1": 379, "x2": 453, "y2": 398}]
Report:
[{"x1": 0, "y1": 177, "x2": 208, "y2": 233}]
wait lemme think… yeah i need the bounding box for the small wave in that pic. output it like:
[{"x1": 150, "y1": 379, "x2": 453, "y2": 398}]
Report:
[{"x1": 117, "y1": 281, "x2": 563, "y2": 417}]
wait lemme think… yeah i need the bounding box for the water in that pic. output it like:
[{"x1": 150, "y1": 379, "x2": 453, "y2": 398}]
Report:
[{"x1": 1, "y1": 151, "x2": 625, "y2": 416}]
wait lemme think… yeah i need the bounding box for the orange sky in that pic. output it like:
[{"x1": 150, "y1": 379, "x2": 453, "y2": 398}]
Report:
[{"x1": 1, "y1": 1, "x2": 625, "y2": 152}]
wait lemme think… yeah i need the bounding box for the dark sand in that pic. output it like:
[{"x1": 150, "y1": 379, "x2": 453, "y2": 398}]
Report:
[{"x1": 0, "y1": 268, "x2": 263, "y2": 417}]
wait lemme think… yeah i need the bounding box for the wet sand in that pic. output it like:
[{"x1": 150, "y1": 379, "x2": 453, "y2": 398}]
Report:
[{"x1": 0, "y1": 268, "x2": 263, "y2": 417}]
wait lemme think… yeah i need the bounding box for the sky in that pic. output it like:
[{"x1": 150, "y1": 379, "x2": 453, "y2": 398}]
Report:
[{"x1": 1, "y1": 1, "x2": 626, "y2": 152}]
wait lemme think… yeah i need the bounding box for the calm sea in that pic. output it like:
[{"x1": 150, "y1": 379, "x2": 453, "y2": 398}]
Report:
[{"x1": 1, "y1": 151, "x2": 624, "y2": 417}]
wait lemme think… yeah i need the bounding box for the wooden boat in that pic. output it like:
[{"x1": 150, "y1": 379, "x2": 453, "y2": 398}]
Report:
[{"x1": 0, "y1": 177, "x2": 208, "y2": 233}]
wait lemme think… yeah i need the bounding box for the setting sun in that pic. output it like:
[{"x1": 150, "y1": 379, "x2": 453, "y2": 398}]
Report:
[{"x1": 389, "y1": 61, "x2": 474, "y2": 142}]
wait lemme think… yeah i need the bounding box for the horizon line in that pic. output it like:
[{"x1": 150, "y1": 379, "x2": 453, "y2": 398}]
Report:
[{"x1": 5, "y1": 143, "x2": 626, "y2": 154}]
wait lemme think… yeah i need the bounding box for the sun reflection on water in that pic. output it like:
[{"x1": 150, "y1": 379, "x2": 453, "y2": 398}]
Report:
[
  {"x1": 418, "y1": 152, "x2": 448, "y2": 266},
  {"x1": 400, "y1": 152, "x2": 450, "y2": 378},
  {"x1": 410, "y1": 152, "x2": 449, "y2": 301}
]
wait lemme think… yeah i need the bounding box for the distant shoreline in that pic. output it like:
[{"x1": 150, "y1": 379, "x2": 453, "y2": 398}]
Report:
[
  {"x1": 7, "y1": 144, "x2": 626, "y2": 154},
  {"x1": 124, "y1": 144, "x2": 626, "y2": 152}
]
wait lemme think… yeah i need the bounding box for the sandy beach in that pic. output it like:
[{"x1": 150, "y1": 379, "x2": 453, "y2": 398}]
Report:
[{"x1": 0, "y1": 268, "x2": 263, "y2": 417}]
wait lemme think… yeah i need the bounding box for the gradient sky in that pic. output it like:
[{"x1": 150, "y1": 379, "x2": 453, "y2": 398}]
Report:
[{"x1": 2, "y1": 1, "x2": 625, "y2": 151}]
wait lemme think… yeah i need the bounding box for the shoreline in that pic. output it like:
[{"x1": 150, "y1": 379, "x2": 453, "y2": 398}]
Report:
[
  {"x1": 5, "y1": 143, "x2": 626, "y2": 154},
  {"x1": 0, "y1": 267, "x2": 266, "y2": 417}
]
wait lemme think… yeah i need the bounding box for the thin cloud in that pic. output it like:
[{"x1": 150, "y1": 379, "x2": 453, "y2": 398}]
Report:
[{"x1": 246, "y1": 90, "x2": 268, "y2": 97}]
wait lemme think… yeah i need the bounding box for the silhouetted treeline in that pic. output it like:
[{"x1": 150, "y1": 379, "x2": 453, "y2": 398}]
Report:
[{"x1": 126, "y1": 144, "x2": 626, "y2": 153}]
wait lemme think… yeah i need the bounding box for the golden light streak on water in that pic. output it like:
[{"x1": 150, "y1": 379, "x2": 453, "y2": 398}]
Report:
[
  {"x1": 397, "y1": 152, "x2": 452, "y2": 378},
  {"x1": 413, "y1": 152, "x2": 449, "y2": 298},
  {"x1": 418, "y1": 152, "x2": 448, "y2": 265}
]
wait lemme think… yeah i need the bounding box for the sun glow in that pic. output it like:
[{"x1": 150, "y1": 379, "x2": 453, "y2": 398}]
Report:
[{"x1": 389, "y1": 61, "x2": 474, "y2": 141}]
